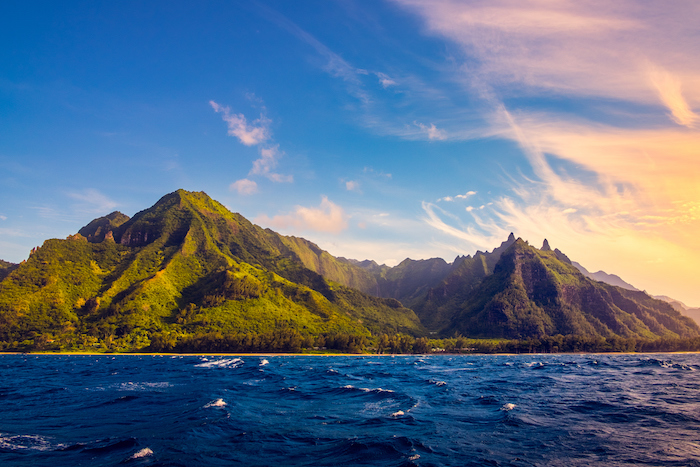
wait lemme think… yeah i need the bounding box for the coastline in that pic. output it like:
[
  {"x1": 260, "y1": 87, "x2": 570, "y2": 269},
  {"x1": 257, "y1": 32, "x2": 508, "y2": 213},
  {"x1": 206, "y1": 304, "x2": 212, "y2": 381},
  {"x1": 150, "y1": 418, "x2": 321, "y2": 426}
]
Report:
[{"x1": 3, "y1": 351, "x2": 700, "y2": 357}]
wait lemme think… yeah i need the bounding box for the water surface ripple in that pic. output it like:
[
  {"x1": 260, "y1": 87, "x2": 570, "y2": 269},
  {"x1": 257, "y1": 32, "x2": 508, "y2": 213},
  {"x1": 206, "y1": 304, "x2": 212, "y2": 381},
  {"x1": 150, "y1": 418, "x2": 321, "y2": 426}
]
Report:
[{"x1": 2, "y1": 353, "x2": 700, "y2": 466}]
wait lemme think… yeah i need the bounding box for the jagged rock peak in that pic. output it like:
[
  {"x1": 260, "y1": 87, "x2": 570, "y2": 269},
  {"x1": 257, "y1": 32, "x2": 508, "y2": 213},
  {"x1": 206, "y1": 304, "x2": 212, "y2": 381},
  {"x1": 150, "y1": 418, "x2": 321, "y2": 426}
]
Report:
[
  {"x1": 507, "y1": 232, "x2": 515, "y2": 242},
  {"x1": 541, "y1": 239, "x2": 551, "y2": 251}
]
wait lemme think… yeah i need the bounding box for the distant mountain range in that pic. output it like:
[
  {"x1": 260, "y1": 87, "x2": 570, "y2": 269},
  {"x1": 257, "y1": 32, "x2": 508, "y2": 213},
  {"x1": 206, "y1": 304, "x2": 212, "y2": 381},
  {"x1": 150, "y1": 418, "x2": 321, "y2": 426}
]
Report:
[
  {"x1": 571, "y1": 259, "x2": 700, "y2": 325},
  {"x1": 0, "y1": 189, "x2": 697, "y2": 352},
  {"x1": 571, "y1": 261, "x2": 640, "y2": 291}
]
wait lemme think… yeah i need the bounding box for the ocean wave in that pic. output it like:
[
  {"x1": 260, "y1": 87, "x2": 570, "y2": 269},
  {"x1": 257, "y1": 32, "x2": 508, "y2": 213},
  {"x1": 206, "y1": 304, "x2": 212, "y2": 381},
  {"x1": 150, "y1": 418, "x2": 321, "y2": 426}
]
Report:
[
  {"x1": 130, "y1": 447, "x2": 153, "y2": 459},
  {"x1": 260, "y1": 359, "x2": 269, "y2": 366},
  {"x1": 340, "y1": 385, "x2": 395, "y2": 394},
  {"x1": 501, "y1": 403, "x2": 516, "y2": 411},
  {"x1": 195, "y1": 358, "x2": 244, "y2": 369},
  {"x1": 204, "y1": 398, "x2": 227, "y2": 408},
  {"x1": 87, "y1": 382, "x2": 173, "y2": 392},
  {"x1": 0, "y1": 433, "x2": 65, "y2": 452},
  {"x1": 640, "y1": 357, "x2": 695, "y2": 371}
]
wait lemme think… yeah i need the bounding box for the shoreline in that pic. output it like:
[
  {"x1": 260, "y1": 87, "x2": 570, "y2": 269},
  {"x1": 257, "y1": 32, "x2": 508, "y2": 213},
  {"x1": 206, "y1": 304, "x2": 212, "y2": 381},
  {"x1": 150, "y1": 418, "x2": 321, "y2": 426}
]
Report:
[{"x1": 3, "y1": 351, "x2": 700, "y2": 357}]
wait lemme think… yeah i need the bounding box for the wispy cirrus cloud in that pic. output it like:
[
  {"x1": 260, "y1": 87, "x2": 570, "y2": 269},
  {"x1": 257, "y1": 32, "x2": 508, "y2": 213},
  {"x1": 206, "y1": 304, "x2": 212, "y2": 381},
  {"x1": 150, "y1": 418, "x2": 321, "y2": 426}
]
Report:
[
  {"x1": 258, "y1": 5, "x2": 459, "y2": 142},
  {"x1": 68, "y1": 188, "x2": 119, "y2": 214},
  {"x1": 390, "y1": 0, "x2": 700, "y2": 304},
  {"x1": 647, "y1": 63, "x2": 699, "y2": 128},
  {"x1": 413, "y1": 121, "x2": 447, "y2": 140},
  {"x1": 375, "y1": 72, "x2": 397, "y2": 89},
  {"x1": 255, "y1": 196, "x2": 348, "y2": 234},
  {"x1": 393, "y1": 0, "x2": 700, "y2": 112}
]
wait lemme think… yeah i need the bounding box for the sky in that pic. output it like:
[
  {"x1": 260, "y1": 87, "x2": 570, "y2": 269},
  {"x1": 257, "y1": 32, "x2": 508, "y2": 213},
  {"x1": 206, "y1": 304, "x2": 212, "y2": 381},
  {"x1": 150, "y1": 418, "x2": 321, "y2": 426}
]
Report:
[{"x1": 1, "y1": 1, "x2": 699, "y2": 306}]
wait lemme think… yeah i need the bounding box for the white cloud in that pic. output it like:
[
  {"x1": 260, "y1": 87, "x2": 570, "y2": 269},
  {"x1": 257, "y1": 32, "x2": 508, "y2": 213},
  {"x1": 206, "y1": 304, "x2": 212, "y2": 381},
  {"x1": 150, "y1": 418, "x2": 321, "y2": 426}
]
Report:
[
  {"x1": 345, "y1": 180, "x2": 361, "y2": 192},
  {"x1": 211, "y1": 99, "x2": 293, "y2": 186},
  {"x1": 441, "y1": 191, "x2": 477, "y2": 202},
  {"x1": 210, "y1": 100, "x2": 270, "y2": 146},
  {"x1": 229, "y1": 179, "x2": 258, "y2": 195},
  {"x1": 414, "y1": 121, "x2": 447, "y2": 140},
  {"x1": 376, "y1": 72, "x2": 397, "y2": 88},
  {"x1": 394, "y1": 0, "x2": 700, "y2": 106},
  {"x1": 647, "y1": 63, "x2": 699, "y2": 128},
  {"x1": 0, "y1": 215, "x2": 7, "y2": 221},
  {"x1": 249, "y1": 145, "x2": 293, "y2": 183},
  {"x1": 389, "y1": 0, "x2": 700, "y2": 305},
  {"x1": 255, "y1": 196, "x2": 349, "y2": 234}
]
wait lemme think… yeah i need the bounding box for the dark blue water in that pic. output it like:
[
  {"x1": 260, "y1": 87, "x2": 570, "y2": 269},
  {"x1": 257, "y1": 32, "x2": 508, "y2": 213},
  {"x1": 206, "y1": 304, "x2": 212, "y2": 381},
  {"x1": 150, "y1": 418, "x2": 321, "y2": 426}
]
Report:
[{"x1": 2, "y1": 354, "x2": 700, "y2": 466}]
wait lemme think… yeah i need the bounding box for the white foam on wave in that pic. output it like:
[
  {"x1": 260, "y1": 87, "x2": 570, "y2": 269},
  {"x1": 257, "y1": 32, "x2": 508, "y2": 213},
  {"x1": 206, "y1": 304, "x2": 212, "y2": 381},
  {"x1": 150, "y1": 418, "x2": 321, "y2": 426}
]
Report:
[
  {"x1": 408, "y1": 454, "x2": 421, "y2": 461},
  {"x1": 260, "y1": 359, "x2": 269, "y2": 366},
  {"x1": 195, "y1": 358, "x2": 243, "y2": 369},
  {"x1": 119, "y1": 382, "x2": 173, "y2": 391},
  {"x1": 87, "y1": 381, "x2": 173, "y2": 392},
  {"x1": 0, "y1": 433, "x2": 64, "y2": 452},
  {"x1": 391, "y1": 410, "x2": 405, "y2": 417},
  {"x1": 501, "y1": 403, "x2": 516, "y2": 411},
  {"x1": 341, "y1": 385, "x2": 396, "y2": 395},
  {"x1": 131, "y1": 447, "x2": 153, "y2": 459},
  {"x1": 204, "y1": 398, "x2": 227, "y2": 408}
]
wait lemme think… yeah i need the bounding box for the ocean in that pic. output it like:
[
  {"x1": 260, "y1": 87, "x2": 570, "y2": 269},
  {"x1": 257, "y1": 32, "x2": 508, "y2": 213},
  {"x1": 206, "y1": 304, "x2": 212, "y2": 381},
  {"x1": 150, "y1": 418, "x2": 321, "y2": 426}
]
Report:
[{"x1": 2, "y1": 353, "x2": 700, "y2": 466}]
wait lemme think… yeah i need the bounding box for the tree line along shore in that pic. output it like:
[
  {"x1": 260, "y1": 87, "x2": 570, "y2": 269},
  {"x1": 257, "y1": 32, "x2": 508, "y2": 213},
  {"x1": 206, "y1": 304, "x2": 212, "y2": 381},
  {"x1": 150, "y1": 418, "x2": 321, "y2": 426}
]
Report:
[{"x1": 4, "y1": 328, "x2": 700, "y2": 355}]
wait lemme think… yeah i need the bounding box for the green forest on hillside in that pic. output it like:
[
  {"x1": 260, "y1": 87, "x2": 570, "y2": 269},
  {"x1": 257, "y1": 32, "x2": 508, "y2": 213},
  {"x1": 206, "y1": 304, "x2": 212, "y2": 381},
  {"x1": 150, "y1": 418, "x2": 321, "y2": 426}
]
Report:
[{"x1": 1, "y1": 190, "x2": 698, "y2": 354}]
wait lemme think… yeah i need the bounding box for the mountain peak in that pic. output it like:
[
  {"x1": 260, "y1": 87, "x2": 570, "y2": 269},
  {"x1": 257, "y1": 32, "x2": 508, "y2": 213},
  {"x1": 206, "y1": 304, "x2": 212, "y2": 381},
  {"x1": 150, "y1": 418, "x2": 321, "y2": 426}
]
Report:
[
  {"x1": 78, "y1": 211, "x2": 130, "y2": 243},
  {"x1": 541, "y1": 239, "x2": 551, "y2": 251},
  {"x1": 507, "y1": 232, "x2": 515, "y2": 242}
]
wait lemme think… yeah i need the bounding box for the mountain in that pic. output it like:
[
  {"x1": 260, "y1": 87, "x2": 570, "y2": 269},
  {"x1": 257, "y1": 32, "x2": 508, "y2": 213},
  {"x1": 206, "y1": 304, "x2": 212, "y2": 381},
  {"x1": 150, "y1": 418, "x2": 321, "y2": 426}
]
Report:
[
  {"x1": 0, "y1": 259, "x2": 18, "y2": 281},
  {"x1": 572, "y1": 262, "x2": 640, "y2": 291},
  {"x1": 572, "y1": 261, "x2": 700, "y2": 327},
  {"x1": 0, "y1": 190, "x2": 424, "y2": 352},
  {"x1": 404, "y1": 238, "x2": 698, "y2": 340},
  {"x1": 1, "y1": 189, "x2": 697, "y2": 352},
  {"x1": 654, "y1": 296, "x2": 700, "y2": 325}
]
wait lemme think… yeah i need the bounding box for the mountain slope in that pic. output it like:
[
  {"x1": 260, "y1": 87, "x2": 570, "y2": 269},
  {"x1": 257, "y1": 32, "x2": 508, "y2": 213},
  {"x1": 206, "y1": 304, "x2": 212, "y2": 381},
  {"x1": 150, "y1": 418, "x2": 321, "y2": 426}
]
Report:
[
  {"x1": 412, "y1": 239, "x2": 699, "y2": 339},
  {"x1": 1, "y1": 189, "x2": 696, "y2": 351},
  {"x1": 0, "y1": 190, "x2": 424, "y2": 351},
  {"x1": 0, "y1": 259, "x2": 18, "y2": 281}
]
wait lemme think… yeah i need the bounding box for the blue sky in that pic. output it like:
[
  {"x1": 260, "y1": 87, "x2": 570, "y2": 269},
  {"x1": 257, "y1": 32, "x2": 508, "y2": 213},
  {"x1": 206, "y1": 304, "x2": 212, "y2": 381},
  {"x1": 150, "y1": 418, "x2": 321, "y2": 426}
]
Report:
[{"x1": 2, "y1": 1, "x2": 699, "y2": 306}]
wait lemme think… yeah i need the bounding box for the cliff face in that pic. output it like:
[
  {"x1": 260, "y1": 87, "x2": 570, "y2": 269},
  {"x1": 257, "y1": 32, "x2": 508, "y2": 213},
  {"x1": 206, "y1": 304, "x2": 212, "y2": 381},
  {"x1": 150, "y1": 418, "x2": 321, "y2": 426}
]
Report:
[{"x1": 427, "y1": 239, "x2": 698, "y2": 339}]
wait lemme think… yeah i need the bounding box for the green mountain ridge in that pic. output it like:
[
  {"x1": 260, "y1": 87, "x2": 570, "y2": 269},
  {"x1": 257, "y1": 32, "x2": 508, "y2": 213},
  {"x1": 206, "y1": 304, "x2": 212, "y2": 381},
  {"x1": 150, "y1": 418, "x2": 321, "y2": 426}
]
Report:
[
  {"x1": 0, "y1": 189, "x2": 697, "y2": 352},
  {"x1": 0, "y1": 190, "x2": 424, "y2": 352}
]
